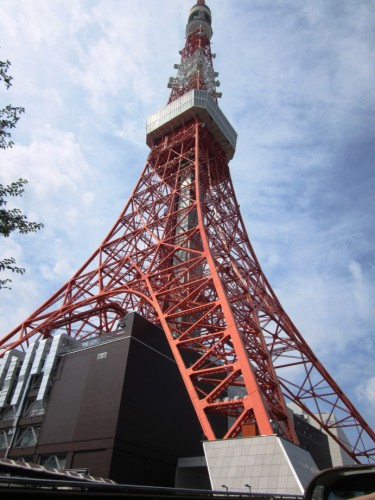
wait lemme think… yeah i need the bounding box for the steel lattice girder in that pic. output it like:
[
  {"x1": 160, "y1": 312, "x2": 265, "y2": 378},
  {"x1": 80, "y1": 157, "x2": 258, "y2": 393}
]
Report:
[{"x1": 1, "y1": 120, "x2": 374, "y2": 463}]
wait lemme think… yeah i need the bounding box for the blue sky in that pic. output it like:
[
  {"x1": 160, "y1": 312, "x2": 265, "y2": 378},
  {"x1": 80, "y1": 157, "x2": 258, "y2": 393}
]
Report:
[{"x1": 1, "y1": 0, "x2": 374, "y2": 432}]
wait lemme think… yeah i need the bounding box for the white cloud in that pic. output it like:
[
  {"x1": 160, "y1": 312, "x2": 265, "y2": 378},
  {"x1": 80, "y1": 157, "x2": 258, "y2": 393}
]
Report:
[
  {"x1": 357, "y1": 377, "x2": 375, "y2": 420},
  {"x1": 82, "y1": 192, "x2": 95, "y2": 207},
  {"x1": 349, "y1": 260, "x2": 373, "y2": 319},
  {"x1": 1, "y1": 124, "x2": 93, "y2": 209}
]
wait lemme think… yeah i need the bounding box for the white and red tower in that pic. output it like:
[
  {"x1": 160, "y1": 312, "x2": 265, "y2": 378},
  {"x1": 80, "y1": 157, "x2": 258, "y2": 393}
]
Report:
[{"x1": 0, "y1": 0, "x2": 374, "y2": 476}]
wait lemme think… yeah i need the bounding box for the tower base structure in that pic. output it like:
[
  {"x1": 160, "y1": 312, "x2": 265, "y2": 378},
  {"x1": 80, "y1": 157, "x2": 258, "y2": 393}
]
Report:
[
  {"x1": 0, "y1": 311, "x2": 349, "y2": 492},
  {"x1": 203, "y1": 435, "x2": 319, "y2": 495}
]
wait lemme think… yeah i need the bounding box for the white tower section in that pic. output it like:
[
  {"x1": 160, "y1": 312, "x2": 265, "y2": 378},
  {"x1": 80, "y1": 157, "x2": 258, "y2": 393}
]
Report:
[{"x1": 186, "y1": 2, "x2": 213, "y2": 40}]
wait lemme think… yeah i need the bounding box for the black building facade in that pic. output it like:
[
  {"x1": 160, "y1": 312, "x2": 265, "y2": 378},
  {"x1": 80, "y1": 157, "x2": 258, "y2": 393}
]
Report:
[{"x1": 0, "y1": 313, "x2": 209, "y2": 487}]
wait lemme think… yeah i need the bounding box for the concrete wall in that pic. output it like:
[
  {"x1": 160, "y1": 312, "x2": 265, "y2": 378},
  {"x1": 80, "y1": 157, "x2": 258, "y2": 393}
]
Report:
[{"x1": 203, "y1": 435, "x2": 319, "y2": 495}]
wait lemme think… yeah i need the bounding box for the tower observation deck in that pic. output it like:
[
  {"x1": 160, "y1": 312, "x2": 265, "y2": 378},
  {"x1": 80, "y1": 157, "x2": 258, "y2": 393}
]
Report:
[
  {"x1": 0, "y1": 0, "x2": 374, "y2": 490},
  {"x1": 146, "y1": 89, "x2": 237, "y2": 160}
]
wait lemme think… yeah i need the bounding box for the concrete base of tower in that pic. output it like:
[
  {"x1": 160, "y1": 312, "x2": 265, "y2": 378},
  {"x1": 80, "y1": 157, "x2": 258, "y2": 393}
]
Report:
[{"x1": 203, "y1": 435, "x2": 319, "y2": 495}]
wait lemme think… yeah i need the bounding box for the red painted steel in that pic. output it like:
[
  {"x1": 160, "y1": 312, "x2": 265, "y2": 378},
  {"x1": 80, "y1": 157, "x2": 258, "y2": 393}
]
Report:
[
  {"x1": 168, "y1": 28, "x2": 217, "y2": 104},
  {"x1": 1, "y1": 2, "x2": 374, "y2": 464}
]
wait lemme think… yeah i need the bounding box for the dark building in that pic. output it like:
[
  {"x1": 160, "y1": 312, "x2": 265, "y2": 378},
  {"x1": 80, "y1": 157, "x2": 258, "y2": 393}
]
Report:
[
  {"x1": 0, "y1": 313, "x2": 209, "y2": 487},
  {"x1": 292, "y1": 413, "x2": 332, "y2": 470},
  {"x1": 0, "y1": 311, "x2": 349, "y2": 492}
]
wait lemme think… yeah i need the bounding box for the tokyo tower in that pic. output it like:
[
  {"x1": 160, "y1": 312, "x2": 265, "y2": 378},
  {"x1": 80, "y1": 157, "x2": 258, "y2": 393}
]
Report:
[{"x1": 1, "y1": 0, "x2": 374, "y2": 466}]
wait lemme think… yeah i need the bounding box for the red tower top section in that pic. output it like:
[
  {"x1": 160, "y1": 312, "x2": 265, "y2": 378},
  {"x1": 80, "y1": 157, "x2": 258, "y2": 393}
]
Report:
[
  {"x1": 147, "y1": 1, "x2": 235, "y2": 160},
  {"x1": 167, "y1": 1, "x2": 221, "y2": 104}
]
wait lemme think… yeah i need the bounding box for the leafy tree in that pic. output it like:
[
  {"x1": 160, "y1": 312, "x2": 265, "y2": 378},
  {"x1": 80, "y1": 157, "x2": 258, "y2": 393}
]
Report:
[
  {"x1": 0, "y1": 60, "x2": 25, "y2": 149},
  {"x1": 1, "y1": 59, "x2": 43, "y2": 289}
]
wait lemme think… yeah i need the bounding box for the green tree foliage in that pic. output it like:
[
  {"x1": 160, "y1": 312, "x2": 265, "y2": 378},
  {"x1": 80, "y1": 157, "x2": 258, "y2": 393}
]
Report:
[
  {"x1": 1, "y1": 59, "x2": 43, "y2": 289},
  {"x1": 0, "y1": 60, "x2": 25, "y2": 149}
]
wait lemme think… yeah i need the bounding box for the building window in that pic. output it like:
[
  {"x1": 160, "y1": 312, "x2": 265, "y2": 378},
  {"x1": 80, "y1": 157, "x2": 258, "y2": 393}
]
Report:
[
  {"x1": 22, "y1": 399, "x2": 45, "y2": 417},
  {"x1": 0, "y1": 405, "x2": 16, "y2": 423},
  {"x1": 39, "y1": 454, "x2": 67, "y2": 469},
  {"x1": 29, "y1": 373, "x2": 43, "y2": 391},
  {"x1": 13, "y1": 426, "x2": 40, "y2": 448},
  {"x1": 0, "y1": 428, "x2": 13, "y2": 449}
]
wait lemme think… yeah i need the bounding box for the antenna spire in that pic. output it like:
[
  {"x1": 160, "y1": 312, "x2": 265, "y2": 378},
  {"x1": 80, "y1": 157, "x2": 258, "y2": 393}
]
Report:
[{"x1": 167, "y1": 0, "x2": 218, "y2": 103}]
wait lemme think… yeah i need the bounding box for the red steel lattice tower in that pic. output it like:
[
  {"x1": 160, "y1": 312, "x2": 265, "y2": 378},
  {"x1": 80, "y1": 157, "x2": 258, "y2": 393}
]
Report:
[{"x1": 1, "y1": 1, "x2": 374, "y2": 463}]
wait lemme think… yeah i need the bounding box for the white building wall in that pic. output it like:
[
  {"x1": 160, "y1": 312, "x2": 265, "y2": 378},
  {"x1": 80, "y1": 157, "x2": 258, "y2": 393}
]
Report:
[{"x1": 203, "y1": 435, "x2": 318, "y2": 495}]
